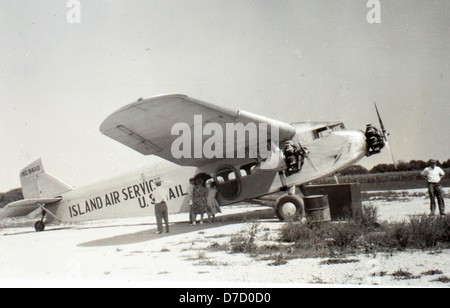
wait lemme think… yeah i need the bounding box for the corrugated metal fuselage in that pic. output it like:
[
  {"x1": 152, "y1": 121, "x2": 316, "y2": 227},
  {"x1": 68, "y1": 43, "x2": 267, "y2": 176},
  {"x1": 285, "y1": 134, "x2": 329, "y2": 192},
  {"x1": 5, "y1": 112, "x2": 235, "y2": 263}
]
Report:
[{"x1": 47, "y1": 124, "x2": 368, "y2": 223}]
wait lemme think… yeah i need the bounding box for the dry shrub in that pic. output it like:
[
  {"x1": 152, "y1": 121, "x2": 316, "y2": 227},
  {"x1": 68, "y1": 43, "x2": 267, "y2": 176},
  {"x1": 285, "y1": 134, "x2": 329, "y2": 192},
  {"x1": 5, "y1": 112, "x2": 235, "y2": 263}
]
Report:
[
  {"x1": 327, "y1": 221, "x2": 361, "y2": 251},
  {"x1": 355, "y1": 205, "x2": 379, "y2": 229},
  {"x1": 230, "y1": 222, "x2": 260, "y2": 253},
  {"x1": 279, "y1": 222, "x2": 331, "y2": 258},
  {"x1": 384, "y1": 215, "x2": 450, "y2": 249},
  {"x1": 279, "y1": 208, "x2": 450, "y2": 257}
]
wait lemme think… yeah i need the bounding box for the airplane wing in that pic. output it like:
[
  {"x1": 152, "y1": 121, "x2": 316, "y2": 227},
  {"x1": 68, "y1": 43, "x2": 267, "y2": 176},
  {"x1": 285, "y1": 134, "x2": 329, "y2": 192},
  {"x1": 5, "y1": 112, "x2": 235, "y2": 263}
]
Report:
[
  {"x1": 0, "y1": 197, "x2": 62, "y2": 219},
  {"x1": 100, "y1": 94, "x2": 296, "y2": 167}
]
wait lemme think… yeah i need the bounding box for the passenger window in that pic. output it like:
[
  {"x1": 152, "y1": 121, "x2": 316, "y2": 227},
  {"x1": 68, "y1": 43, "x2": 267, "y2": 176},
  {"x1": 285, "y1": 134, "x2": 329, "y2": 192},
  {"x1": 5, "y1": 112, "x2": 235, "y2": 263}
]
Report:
[
  {"x1": 239, "y1": 162, "x2": 258, "y2": 177},
  {"x1": 216, "y1": 166, "x2": 237, "y2": 183},
  {"x1": 214, "y1": 166, "x2": 241, "y2": 200}
]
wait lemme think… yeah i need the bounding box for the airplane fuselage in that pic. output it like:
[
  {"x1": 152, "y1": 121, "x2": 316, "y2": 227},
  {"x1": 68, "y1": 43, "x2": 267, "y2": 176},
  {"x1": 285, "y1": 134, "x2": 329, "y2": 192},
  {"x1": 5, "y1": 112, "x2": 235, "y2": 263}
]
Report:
[
  {"x1": 45, "y1": 123, "x2": 368, "y2": 224},
  {"x1": 47, "y1": 164, "x2": 196, "y2": 223}
]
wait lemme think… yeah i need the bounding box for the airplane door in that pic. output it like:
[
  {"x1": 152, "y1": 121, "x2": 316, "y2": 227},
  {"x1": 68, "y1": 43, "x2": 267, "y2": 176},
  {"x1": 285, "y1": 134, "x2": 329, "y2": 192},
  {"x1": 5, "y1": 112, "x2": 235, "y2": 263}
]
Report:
[{"x1": 214, "y1": 165, "x2": 241, "y2": 200}]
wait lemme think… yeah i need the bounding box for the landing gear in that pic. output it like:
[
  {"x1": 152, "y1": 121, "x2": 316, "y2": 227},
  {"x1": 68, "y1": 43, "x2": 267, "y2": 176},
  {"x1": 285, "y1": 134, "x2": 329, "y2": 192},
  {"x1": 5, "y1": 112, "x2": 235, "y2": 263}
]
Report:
[
  {"x1": 275, "y1": 193, "x2": 304, "y2": 221},
  {"x1": 31, "y1": 203, "x2": 62, "y2": 232},
  {"x1": 34, "y1": 210, "x2": 46, "y2": 232},
  {"x1": 34, "y1": 221, "x2": 45, "y2": 232}
]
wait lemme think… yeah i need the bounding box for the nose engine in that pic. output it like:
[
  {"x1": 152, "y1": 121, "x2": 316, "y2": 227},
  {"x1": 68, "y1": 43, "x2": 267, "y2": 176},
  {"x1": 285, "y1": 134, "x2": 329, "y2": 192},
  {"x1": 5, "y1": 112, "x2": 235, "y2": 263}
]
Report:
[
  {"x1": 363, "y1": 103, "x2": 397, "y2": 168},
  {"x1": 364, "y1": 124, "x2": 385, "y2": 156}
]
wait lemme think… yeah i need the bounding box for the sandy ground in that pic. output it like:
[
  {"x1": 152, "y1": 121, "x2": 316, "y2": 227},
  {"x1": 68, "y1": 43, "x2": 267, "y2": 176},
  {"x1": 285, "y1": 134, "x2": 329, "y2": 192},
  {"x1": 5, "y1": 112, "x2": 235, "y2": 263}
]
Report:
[{"x1": 0, "y1": 188, "x2": 449, "y2": 288}]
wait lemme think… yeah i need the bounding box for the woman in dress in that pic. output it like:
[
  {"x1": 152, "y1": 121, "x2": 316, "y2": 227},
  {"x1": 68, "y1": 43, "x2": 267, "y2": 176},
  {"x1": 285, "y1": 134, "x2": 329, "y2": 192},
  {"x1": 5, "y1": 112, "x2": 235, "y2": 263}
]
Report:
[
  {"x1": 206, "y1": 181, "x2": 221, "y2": 223},
  {"x1": 191, "y1": 178, "x2": 208, "y2": 225}
]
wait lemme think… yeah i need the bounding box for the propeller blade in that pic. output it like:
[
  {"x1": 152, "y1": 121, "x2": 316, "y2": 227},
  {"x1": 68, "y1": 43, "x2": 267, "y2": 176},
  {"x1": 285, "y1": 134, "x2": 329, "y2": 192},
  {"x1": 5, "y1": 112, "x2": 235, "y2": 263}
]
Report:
[
  {"x1": 385, "y1": 141, "x2": 398, "y2": 170},
  {"x1": 373, "y1": 102, "x2": 397, "y2": 169},
  {"x1": 374, "y1": 102, "x2": 388, "y2": 140}
]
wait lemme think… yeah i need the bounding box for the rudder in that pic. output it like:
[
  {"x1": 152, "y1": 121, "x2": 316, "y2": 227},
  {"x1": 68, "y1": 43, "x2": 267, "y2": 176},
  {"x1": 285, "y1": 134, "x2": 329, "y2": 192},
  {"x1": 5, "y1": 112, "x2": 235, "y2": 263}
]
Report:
[{"x1": 20, "y1": 159, "x2": 73, "y2": 199}]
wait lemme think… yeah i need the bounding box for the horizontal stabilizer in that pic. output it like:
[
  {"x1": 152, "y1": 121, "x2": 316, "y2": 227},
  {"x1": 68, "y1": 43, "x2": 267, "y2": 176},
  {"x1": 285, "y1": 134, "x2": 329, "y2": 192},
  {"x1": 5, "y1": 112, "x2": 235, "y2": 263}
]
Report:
[{"x1": 0, "y1": 197, "x2": 62, "y2": 219}]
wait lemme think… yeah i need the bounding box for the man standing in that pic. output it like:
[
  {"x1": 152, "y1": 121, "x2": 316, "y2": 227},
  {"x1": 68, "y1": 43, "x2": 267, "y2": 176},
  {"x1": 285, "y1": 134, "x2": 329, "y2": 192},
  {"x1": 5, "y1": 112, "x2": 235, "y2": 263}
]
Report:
[
  {"x1": 422, "y1": 160, "x2": 446, "y2": 216},
  {"x1": 152, "y1": 178, "x2": 171, "y2": 234}
]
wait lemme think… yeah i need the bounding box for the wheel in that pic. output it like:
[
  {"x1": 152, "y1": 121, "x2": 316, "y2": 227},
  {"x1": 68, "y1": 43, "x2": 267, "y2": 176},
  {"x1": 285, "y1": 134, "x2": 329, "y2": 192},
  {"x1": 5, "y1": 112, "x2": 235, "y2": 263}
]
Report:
[
  {"x1": 34, "y1": 221, "x2": 45, "y2": 232},
  {"x1": 275, "y1": 194, "x2": 304, "y2": 221}
]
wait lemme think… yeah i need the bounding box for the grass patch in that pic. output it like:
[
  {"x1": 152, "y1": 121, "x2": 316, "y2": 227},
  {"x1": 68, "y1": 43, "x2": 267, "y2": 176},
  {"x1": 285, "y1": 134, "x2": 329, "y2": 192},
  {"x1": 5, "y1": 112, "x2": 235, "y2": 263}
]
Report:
[
  {"x1": 371, "y1": 271, "x2": 387, "y2": 277},
  {"x1": 279, "y1": 205, "x2": 382, "y2": 258},
  {"x1": 430, "y1": 276, "x2": 450, "y2": 283},
  {"x1": 205, "y1": 233, "x2": 229, "y2": 239},
  {"x1": 320, "y1": 258, "x2": 359, "y2": 265},
  {"x1": 194, "y1": 259, "x2": 229, "y2": 267},
  {"x1": 390, "y1": 269, "x2": 419, "y2": 280},
  {"x1": 267, "y1": 253, "x2": 288, "y2": 266},
  {"x1": 208, "y1": 241, "x2": 230, "y2": 251},
  {"x1": 205, "y1": 204, "x2": 450, "y2": 270},
  {"x1": 157, "y1": 271, "x2": 169, "y2": 275},
  {"x1": 421, "y1": 269, "x2": 443, "y2": 276},
  {"x1": 229, "y1": 222, "x2": 260, "y2": 254},
  {"x1": 185, "y1": 251, "x2": 208, "y2": 261},
  {"x1": 279, "y1": 206, "x2": 450, "y2": 258}
]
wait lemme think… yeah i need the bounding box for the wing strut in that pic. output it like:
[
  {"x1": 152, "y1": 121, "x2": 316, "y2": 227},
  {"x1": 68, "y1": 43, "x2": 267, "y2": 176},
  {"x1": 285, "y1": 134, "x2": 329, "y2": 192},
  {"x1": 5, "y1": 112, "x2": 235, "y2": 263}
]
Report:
[{"x1": 36, "y1": 203, "x2": 62, "y2": 222}]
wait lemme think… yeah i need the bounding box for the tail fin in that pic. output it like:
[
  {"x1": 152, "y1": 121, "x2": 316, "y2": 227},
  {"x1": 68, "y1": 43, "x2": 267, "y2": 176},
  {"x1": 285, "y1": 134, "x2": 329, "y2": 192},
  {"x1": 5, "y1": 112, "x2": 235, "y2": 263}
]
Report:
[{"x1": 20, "y1": 159, "x2": 73, "y2": 199}]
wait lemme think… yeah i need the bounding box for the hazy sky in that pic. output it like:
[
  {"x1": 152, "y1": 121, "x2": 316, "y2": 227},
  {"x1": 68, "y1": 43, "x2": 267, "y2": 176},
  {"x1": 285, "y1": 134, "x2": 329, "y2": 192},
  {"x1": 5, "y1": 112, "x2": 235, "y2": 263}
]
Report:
[{"x1": 1, "y1": 0, "x2": 449, "y2": 190}]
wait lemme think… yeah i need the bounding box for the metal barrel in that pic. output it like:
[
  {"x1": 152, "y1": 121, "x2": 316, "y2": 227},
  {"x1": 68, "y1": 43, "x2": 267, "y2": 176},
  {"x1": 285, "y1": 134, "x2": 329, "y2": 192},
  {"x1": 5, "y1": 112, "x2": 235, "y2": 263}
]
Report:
[{"x1": 304, "y1": 195, "x2": 331, "y2": 223}]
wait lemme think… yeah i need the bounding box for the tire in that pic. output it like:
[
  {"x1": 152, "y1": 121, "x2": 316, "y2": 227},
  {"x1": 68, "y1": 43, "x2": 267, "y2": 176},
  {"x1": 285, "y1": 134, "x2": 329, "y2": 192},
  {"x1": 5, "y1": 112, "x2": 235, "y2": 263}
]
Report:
[
  {"x1": 34, "y1": 221, "x2": 45, "y2": 232},
  {"x1": 275, "y1": 194, "x2": 304, "y2": 221}
]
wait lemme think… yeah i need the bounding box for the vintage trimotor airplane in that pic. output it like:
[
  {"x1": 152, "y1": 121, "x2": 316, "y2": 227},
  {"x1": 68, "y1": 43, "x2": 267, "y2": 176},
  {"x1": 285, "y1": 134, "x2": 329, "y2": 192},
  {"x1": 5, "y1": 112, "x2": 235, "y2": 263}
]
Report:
[{"x1": 0, "y1": 95, "x2": 393, "y2": 231}]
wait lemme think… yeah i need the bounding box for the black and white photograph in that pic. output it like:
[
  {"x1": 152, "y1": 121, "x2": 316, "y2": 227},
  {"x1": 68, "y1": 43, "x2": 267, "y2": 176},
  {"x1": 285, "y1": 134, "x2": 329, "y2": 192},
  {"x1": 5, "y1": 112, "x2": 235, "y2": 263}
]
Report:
[{"x1": 0, "y1": 0, "x2": 449, "y2": 289}]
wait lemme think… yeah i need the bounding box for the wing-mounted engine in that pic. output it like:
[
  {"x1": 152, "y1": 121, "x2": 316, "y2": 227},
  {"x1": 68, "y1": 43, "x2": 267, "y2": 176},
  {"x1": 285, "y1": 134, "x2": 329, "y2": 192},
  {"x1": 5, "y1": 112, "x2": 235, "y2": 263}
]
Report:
[
  {"x1": 254, "y1": 138, "x2": 308, "y2": 177},
  {"x1": 282, "y1": 140, "x2": 308, "y2": 176}
]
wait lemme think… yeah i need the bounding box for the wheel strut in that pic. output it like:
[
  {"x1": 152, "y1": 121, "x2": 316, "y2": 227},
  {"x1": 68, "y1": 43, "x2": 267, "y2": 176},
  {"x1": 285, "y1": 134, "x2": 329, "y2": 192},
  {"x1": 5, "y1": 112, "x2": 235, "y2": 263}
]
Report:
[{"x1": 34, "y1": 211, "x2": 46, "y2": 232}]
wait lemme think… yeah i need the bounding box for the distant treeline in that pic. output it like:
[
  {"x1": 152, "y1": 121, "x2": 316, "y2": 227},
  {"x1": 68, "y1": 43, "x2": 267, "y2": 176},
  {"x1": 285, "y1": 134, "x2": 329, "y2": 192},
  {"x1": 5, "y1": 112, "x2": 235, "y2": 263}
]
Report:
[
  {"x1": 0, "y1": 188, "x2": 23, "y2": 208},
  {"x1": 319, "y1": 169, "x2": 450, "y2": 184},
  {"x1": 317, "y1": 159, "x2": 450, "y2": 191},
  {"x1": 340, "y1": 159, "x2": 450, "y2": 175}
]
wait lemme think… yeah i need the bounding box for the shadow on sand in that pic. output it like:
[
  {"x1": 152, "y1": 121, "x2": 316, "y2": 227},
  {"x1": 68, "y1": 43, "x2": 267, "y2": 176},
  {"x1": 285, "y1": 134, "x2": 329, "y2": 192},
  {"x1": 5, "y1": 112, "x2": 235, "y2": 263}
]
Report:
[{"x1": 77, "y1": 208, "x2": 277, "y2": 247}]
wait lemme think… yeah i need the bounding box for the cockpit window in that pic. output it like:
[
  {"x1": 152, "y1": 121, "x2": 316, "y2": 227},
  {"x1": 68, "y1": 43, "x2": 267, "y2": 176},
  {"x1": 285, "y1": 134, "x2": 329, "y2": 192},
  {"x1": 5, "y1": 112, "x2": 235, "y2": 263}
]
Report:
[
  {"x1": 293, "y1": 122, "x2": 345, "y2": 144},
  {"x1": 314, "y1": 127, "x2": 330, "y2": 139},
  {"x1": 314, "y1": 123, "x2": 345, "y2": 139},
  {"x1": 332, "y1": 123, "x2": 345, "y2": 131}
]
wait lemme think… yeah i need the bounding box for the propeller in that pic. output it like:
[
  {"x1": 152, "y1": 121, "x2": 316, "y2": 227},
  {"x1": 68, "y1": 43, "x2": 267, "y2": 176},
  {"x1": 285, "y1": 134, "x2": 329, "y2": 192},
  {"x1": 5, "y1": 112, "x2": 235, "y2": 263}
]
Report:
[{"x1": 374, "y1": 102, "x2": 397, "y2": 169}]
